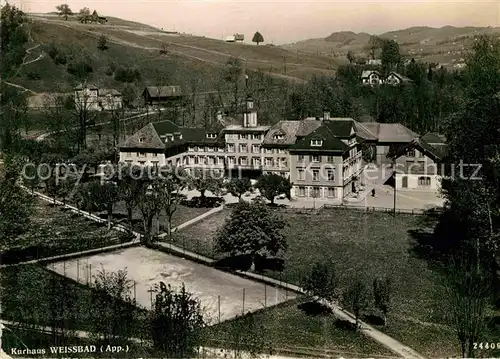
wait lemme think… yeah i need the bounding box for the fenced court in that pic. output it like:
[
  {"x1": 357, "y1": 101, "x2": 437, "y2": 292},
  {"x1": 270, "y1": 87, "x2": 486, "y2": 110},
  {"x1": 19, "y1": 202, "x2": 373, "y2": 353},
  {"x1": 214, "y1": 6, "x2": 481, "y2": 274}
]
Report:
[{"x1": 46, "y1": 246, "x2": 294, "y2": 324}]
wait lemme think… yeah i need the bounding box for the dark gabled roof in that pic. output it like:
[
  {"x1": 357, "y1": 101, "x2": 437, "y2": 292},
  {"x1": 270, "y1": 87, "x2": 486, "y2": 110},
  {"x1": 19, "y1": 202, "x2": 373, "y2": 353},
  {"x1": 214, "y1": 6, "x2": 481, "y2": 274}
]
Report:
[
  {"x1": 296, "y1": 118, "x2": 323, "y2": 136},
  {"x1": 119, "y1": 123, "x2": 165, "y2": 150},
  {"x1": 354, "y1": 122, "x2": 378, "y2": 141},
  {"x1": 290, "y1": 122, "x2": 349, "y2": 153},
  {"x1": 142, "y1": 86, "x2": 182, "y2": 98},
  {"x1": 361, "y1": 70, "x2": 380, "y2": 78},
  {"x1": 152, "y1": 120, "x2": 181, "y2": 135},
  {"x1": 99, "y1": 89, "x2": 121, "y2": 96},
  {"x1": 387, "y1": 72, "x2": 413, "y2": 83},
  {"x1": 391, "y1": 136, "x2": 448, "y2": 162},
  {"x1": 322, "y1": 119, "x2": 357, "y2": 138}
]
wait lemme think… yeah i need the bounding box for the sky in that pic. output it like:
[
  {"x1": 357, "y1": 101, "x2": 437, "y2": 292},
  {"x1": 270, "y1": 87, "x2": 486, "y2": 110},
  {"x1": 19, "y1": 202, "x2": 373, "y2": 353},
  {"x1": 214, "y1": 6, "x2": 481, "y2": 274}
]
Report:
[{"x1": 6, "y1": 0, "x2": 500, "y2": 44}]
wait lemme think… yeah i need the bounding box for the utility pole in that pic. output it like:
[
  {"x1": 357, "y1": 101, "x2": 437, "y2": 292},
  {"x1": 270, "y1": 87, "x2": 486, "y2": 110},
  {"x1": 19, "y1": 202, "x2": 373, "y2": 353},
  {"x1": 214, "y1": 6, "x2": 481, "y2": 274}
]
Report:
[
  {"x1": 393, "y1": 159, "x2": 397, "y2": 217},
  {"x1": 283, "y1": 52, "x2": 287, "y2": 75}
]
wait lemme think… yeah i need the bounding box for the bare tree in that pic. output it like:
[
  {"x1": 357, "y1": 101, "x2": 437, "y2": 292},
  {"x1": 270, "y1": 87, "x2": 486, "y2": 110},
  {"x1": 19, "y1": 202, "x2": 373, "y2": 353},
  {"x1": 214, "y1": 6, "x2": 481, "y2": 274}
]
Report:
[
  {"x1": 342, "y1": 277, "x2": 370, "y2": 330},
  {"x1": 158, "y1": 167, "x2": 188, "y2": 238},
  {"x1": 373, "y1": 276, "x2": 392, "y2": 326},
  {"x1": 443, "y1": 254, "x2": 492, "y2": 358},
  {"x1": 73, "y1": 85, "x2": 98, "y2": 152}
]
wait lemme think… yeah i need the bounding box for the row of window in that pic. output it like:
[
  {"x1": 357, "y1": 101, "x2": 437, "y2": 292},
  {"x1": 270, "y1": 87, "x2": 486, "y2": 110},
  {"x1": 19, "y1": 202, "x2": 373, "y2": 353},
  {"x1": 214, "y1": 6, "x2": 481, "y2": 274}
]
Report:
[
  {"x1": 125, "y1": 152, "x2": 158, "y2": 158},
  {"x1": 297, "y1": 169, "x2": 335, "y2": 181},
  {"x1": 295, "y1": 186, "x2": 337, "y2": 198},
  {"x1": 225, "y1": 134, "x2": 263, "y2": 141}
]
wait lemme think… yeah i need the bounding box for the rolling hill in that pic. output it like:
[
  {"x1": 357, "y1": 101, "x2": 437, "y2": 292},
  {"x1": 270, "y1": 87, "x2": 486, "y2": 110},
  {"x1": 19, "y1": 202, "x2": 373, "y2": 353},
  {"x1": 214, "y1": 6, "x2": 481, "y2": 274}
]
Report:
[
  {"x1": 281, "y1": 26, "x2": 500, "y2": 68},
  {"x1": 9, "y1": 13, "x2": 338, "y2": 95}
]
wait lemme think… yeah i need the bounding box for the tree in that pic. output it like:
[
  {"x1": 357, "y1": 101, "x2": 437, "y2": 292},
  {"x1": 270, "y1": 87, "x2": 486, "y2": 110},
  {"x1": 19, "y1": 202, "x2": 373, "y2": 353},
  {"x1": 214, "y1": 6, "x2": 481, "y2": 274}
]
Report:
[
  {"x1": 255, "y1": 173, "x2": 291, "y2": 205},
  {"x1": 56, "y1": 170, "x2": 78, "y2": 205},
  {"x1": 55, "y1": 4, "x2": 73, "y2": 20},
  {"x1": 188, "y1": 168, "x2": 224, "y2": 201},
  {"x1": 77, "y1": 7, "x2": 90, "y2": 23},
  {"x1": 158, "y1": 167, "x2": 188, "y2": 237},
  {"x1": 160, "y1": 42, "x2": 169, "y2": 55},
  {"x1": 252, "y1": 31, "x2": 264, "y2": 45},
  {"x1": 214, "y1": 200, "x2": 287, "y2": 267},
  {"x1": 72, "y1": 81, "x2": 98, "y2": 151},
  {"x1": 136, "y1": 174, "x2": 165, "y2": 243},
  {"x1": 303, "y1": 261, "x2": 337, "y2": 303},
  {"x1": 150, "y1": 282, "x2": 205, "y2": 357},
  {"x1": 97, "y1": 35, "x2": 108, "y2": 51},
  {"x1": 381, "y1": 40, "x2": 401, "y2": 72},
  {"x1": 121, "y1": 84, "x2": 137, "y2": 109},
  {"x1": 226, "y1": 177, "x2": 252, "y2": 200},
  {"x1": 116, "y1": 165, "x2": 143, "y2": 234},
  {"x1": 0, "y1": 3, "x2": 28, "y2": 80},
  {"x1": 90, "y1": 268, "x2": 137, "y2": 343},
  {"x1": 97, "y1": 182, "x2": 120, "y2": 230},
  {"x1": 443, "y1": 255, "x2": 492, "y2": 358},
  {"x1": 342, "y1": 278, "x2": 370, "y2": 329},
  {"x1": 346, "y1": 51, "x2": 355, "y2": 64},
  {"x1": 373, "y1": 276, "x2": 392, "y2": 326}
]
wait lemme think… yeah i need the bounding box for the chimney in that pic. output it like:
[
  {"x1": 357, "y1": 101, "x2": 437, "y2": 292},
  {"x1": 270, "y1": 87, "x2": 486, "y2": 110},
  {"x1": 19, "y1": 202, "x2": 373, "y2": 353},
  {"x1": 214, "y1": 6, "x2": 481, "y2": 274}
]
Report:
[{"x1": 324, "y1": 111, "x2": 330, "y2": 120}]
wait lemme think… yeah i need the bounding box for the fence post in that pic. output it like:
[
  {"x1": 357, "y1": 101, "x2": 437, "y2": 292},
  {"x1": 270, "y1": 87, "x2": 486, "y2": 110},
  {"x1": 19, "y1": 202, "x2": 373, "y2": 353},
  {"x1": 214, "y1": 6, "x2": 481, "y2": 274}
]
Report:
[
  {"x1": 63, "y1": 260, "x2": 66, "y2": 276},
  {"x1": 242, "y1": 288, "x2": 245, "y2": 315},
  {"x1": 218, "y1": 295, "x2": 221, "y2": 324},
  {"x1": 89, "y1": 263, "x2": 92, "y2": 286},
  {"x1": 77, "y1": 259, "x2": 80, "y2": 282},
  {"x1": 134, "y1": 281, "x2": 136, "y2": 302},
  {"x1": 264, "y1": 283, "x2": 267, "y2": 308}
]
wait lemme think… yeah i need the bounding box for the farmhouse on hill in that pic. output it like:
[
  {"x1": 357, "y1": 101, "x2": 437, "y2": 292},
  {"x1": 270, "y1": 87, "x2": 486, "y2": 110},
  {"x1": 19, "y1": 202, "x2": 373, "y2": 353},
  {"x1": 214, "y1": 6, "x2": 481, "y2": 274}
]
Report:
[
  {"x1": 361, "y1": 70, "x2": 382, "y2": 86},
  {"x1": 142, "y1": 86, "x2": 183, "y2": 107}
]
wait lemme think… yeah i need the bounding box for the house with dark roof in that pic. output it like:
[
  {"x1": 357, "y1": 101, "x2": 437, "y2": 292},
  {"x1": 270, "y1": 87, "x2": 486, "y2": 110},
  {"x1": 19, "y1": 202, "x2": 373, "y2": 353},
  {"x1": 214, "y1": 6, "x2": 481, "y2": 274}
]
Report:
[
  {"x1": 384, "y1": 72, "x2": 413, "y2": 86},
  {"x1": 359, "y1": 122, "x2": 419, "y2": 165},
  {"x1": 142, "y1": 86, "x2": 183, "y2": 107},
  {"x1": 389, "y1": 132, "x2": 448, "y2": 191},
  {"x1": 74, "y1": 83, "x2": 122, "y2": 111}
]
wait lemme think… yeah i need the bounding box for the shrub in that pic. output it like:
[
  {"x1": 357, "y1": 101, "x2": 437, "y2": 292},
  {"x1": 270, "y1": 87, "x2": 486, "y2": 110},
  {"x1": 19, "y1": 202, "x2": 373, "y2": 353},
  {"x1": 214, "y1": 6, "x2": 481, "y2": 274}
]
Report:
[
  {"x1": 54, "y1": 52, "x2": 67, "y2": 65},
  {"x1": 26, "y1": 72, "x2": 41, "y2": 80},
  {"x1": 67, "y1": 59, "x2": 93, "y2": 78}
]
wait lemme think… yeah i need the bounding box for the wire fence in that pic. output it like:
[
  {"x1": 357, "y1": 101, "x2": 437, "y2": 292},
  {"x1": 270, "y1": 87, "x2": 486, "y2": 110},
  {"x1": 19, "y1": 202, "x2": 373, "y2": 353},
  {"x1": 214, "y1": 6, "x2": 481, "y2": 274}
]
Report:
[{"x1": 46, "y1": 255, "x2": 294, "y2": 325}]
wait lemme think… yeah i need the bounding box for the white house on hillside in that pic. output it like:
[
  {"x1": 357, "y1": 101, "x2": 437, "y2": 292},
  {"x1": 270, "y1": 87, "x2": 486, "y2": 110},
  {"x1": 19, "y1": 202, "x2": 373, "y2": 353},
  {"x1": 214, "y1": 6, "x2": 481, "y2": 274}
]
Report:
[
  {"x1": 74, "y1": 83, "x2": 123, "y2": 111},
  {"x1": 361, "y1": 70, "x2": 382, "y2": 86}
]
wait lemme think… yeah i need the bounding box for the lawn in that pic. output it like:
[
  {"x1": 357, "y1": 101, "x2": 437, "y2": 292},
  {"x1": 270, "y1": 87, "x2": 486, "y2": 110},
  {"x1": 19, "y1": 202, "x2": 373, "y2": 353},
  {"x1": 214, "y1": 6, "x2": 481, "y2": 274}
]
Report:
[
  {"x1": 204, "y1": 299, "x2": 394, "y2": 358},
  {"x1": 0, "y1": 199, "x2": 131, "y2": 264},
  {"x1": 174, "y1": 206, "x2": 463, "y2": 357}
]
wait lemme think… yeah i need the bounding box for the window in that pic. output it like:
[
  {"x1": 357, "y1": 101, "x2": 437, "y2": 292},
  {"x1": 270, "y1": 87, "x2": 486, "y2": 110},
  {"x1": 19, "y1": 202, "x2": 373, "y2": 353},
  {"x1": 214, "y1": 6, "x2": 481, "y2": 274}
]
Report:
[
  {"x1": 208, "y1": 157, "x2": 215, "y2": 165},
  {"x1": 311, "y1": 139, "x2": 323, "y2": 147},
  {"x1": 312, "y1": 187, "x2": 320, "y2": 197},
  {"x1": 407, "y1": 149, "x2": 416, "y2": 157},
  {"x1": 253, "y1": 134, "x2": 261, "y2": 140},
  {"x1": 228, "y1": 157, "x2": 236, "y2": 165},
  {"x1": 265, "y1": 158, "x2": 273, "y2": 167},
  {"x1": 139, "y1": 137, "x2": 145, "y2": 143},
  {"x1": 152, "y1": 153, "x2": 158, "y2": 157},
  {"x1": 126, "y1": 152, "x2": 131, "y2": 157},
  {"x1": 207, "y1": 146, "x2": 214, "y2": 152},
  {"x1": 277, "y1": 149, "x2": 285, "y2": 154},
  {"x1": 193, "y1": 146, "x2": 199, "y2": 152},
  {"x1": 265, "y1": 148, "x2": 273, "y2": 154},
  {"x1": 239, "y1": 144, "x2": 247, "y2": 153},
  {"x1": 418, "y1": 176, "x2": 431, "y2": 186},
  {"x1": 298, "y1": 155, "x2": 305, "y2": 162},
  {"x1": 313, "y1": 170, "x2": 319, "y2": 181},
  {"x1": 327, "y1": 155, "x2": 334, "y2": 163},
  {"x1": 327, "y1": 169, "x2": 335, "y2": 181},
  {"x1": 298, "y1": 169, "x2": 305, "y2": 180},
  {"x1": 239, "y1": 157, "x2": 248, "y2": 166},
  {"x1": 253, "y1": 157, "x2": 260, "y2": 166},
  {"x1": 311, "y1": 155, "x2": 320, "y2": 162},
  {"x1": 194, "y1": 156, "x2": 199, "y2": 165},
  {"x1": 274, "y1": 134, "x2": 284, "y2": 140},
  {"x1": 227, "y1": 144, "x2": 235, "y2": 152},
  {"x1": 298, "y1": 186, "x2": 306, "y2": 197},
  {"x1": 240, "y1": 134, "x2": 248, "y2": 140},
  {"x1": 252, "y1": 145, "x2": 260, "y2": 153},
  {"x1": 139, "y1": 153, "x2": 146, "y2": 158},
  {"x1": 188, "y1": 147, "x2": 195, "y2": 152},
  {"x1": 206, "y1": 133, "x2": 217, "y2": 139},
  {"x1": 125, "y1": 160, "x2": 132, "y2": 164},
  {"x1": 280, "y1": 158, "x2": 287, "y2": 167},
  {"x1": 151, "y1": 161, "x2": 159, "y2": 168},
  {"x1": 217, "y1": 157, "x2": 224, "y2": 165},
  {"x1": 217, "y1": 147, "x2": 225, "y2": 152},
  {"x1": 138, "y1": 161, "x2": 145, "y2": 166},
  {"x1": 327, "y1": 188, "x2": 336, "y2": 198}
]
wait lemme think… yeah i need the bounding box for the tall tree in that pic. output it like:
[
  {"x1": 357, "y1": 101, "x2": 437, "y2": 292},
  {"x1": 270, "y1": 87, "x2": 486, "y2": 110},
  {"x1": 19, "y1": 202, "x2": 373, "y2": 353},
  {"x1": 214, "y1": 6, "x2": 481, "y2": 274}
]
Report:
[
  {"x1": 77, "y1": 7, "x2": 91, "y2": 23},
  {"x1": 373, "y1": 276, "x2": 392, "y2": 326},
  {"x1": 366, "y1": 35, "x2": 383, "y2": 60},
  {"x1": 55, "y1": 4, "x2": 73, "y2": 20},
  {"x1": 214, "y1": 200, "x2": 287, "y2": 267},
  {"x1": 188, "y1": 168, "x2": 224, "y2": 201},
  {"x1": 346, "y1": 50, "x2": 355, "y2": 64},
  {"x1": 150, "y1": 282, "x2": 205, "y2": 357},
  {"x1": 116, "y1": 165, "x2": 143, "y2": 234},
  {"x1": 158, "y1": 167, "x2": 188, "y2": 237},
  {"x1": 252, "y1": 32, "x2": 264, "y2": 46},
  {"x1": 381, "y1": 39, "x2": 401, "y2": 73},
  {"x1": 342, "y1": 277, "x2": 370, "y2": 330},
  {"x1": 136, "y1": 173, "x2": 164, "y2": 243}
]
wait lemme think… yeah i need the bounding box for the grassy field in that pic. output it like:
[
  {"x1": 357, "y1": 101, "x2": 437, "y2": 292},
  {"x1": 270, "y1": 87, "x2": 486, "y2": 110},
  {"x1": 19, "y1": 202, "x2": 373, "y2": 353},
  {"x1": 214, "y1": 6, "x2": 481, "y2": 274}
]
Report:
[
  {"x1": 174, "y1": 206, "x2": 462, "y2": 357},
  {"x1": 204, "y1": 299, "x2": 394, "y2": 358},
  {"x1": 0, "y1": 199, "x2": 131, "y2": 264}
]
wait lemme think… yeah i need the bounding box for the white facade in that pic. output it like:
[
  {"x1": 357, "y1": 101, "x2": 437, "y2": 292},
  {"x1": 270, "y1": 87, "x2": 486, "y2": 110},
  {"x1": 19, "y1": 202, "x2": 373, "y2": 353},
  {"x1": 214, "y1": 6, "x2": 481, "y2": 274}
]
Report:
[
  {"x1": 395, "y1": 173, "x2": 442, "y2": 191},
  {"x1": 119, "y1": 151, "x2": 166, "y2": 167}
]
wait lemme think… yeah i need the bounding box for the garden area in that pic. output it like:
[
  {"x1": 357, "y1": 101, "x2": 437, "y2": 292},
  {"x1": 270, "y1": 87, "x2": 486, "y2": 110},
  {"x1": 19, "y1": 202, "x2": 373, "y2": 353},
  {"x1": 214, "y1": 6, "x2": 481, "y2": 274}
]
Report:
[
  {"x1": 173, "y1": 206, "x2": 461, "y2": 357},
  {"x1": 0, "y1": 199, "x2": 132, "y2": 265}
]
